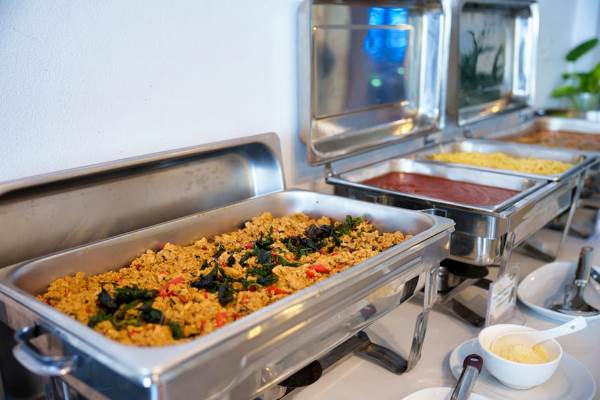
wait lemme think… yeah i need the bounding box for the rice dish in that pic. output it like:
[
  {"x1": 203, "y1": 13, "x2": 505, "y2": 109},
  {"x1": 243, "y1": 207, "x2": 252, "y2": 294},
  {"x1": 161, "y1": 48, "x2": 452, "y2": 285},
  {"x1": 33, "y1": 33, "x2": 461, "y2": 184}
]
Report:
[
  {"x1": 430, "y1": 151, "x2": 572, "y2": 175},
  {"x1": 39, "y1": 212, "x2": 409, "y2": 346}
]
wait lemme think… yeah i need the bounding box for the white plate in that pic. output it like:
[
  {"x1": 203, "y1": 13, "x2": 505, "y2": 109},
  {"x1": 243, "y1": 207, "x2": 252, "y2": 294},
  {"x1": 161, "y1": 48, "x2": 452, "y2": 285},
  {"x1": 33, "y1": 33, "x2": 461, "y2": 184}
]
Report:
[
  {"x1": 449, "y1": 339, "x2": 596, "y2": 400},
  {"x1": 401, "y1": 387, "x2": 489, "y2": 400},
  {"x1": 517, "y1": 261, "x2": 600, "y2": 322}
]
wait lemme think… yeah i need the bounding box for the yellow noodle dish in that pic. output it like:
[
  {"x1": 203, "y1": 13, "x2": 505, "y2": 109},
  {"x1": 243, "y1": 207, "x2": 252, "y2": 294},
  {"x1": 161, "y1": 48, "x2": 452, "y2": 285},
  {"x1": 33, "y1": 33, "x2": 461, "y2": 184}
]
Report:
[{"x1": 429, "y1": 151, "x2": 573, "y2": 175}]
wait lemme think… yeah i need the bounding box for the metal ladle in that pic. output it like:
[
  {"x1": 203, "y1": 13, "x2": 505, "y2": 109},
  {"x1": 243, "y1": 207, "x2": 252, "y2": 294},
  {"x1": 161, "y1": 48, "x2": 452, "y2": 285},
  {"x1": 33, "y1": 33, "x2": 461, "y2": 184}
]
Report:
[{"x1": 551, "y1": 246, "x2": 600, "y2": 316}]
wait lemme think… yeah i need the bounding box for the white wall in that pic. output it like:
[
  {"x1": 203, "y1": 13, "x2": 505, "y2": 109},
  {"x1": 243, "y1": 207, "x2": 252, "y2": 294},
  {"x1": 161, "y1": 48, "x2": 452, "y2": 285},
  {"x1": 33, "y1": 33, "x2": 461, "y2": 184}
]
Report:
[
  {"x1": 535, "y1": 0, "x2": 600, "y2": 108},
  {"x1": 0, "y1": 0, "x2": 320, "y2": 184},
  {"x1": 1, "y1": 0, "x2": 599, "y2": 184}
]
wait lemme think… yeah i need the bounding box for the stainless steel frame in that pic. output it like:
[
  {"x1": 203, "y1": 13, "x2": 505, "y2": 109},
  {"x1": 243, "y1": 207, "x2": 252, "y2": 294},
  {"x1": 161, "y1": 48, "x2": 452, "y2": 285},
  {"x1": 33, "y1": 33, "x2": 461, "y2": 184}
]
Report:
[
  {"x1": 299, "y1": 0, "x2": 452, "y2": 165},
  {"x1": 0, "y1": 133, "x2": 453, "y2": 399}
]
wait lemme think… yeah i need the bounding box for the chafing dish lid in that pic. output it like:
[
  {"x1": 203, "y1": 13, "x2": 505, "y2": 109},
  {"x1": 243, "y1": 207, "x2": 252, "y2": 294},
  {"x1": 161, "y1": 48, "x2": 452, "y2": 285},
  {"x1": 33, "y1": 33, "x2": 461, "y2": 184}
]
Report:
[
  {"x1": 451, "y1": 0, "x2": 538, "y2": 126},
  {"x1": 0, "y1": 133, "x2": 284, "y2": 268},
  {"x1": 300, "y1": 0, "x2": 449, "y2": 165}
]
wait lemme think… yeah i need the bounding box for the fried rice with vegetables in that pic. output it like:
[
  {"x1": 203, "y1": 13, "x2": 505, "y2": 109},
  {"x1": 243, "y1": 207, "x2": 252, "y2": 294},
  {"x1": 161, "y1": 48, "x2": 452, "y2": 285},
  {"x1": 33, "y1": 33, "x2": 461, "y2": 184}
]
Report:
[{"x1": 39, "y1": 212, "x2": 410, "y2": 346}]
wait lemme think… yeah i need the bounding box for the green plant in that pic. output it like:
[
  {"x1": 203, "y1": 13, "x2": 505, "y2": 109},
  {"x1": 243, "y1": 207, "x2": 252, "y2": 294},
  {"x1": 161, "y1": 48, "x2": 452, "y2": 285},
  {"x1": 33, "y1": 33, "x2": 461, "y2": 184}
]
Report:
[{"x1": 552, "y1": 38, "x2": 600, "y2": 110}]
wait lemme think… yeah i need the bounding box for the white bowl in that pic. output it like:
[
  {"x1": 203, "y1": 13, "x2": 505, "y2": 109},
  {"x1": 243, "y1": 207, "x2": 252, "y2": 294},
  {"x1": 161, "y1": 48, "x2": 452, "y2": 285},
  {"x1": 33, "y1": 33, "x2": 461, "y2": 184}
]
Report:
[{"x1": 478, "y1": 324, "x2": 562, "y2": 390}]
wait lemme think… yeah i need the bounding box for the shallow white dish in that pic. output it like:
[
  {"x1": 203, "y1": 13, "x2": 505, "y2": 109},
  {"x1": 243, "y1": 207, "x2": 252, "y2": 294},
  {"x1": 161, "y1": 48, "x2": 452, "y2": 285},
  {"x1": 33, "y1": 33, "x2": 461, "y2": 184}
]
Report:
[
  {"x1": 400, "y1": 387, "x2": 489, "y2": 400},
  {"x1": 449, "y1": 338, "x2": 596, "y2": 400},
  {"x1": 517, "y1": 261, "x2": 600, "y2": 322}
]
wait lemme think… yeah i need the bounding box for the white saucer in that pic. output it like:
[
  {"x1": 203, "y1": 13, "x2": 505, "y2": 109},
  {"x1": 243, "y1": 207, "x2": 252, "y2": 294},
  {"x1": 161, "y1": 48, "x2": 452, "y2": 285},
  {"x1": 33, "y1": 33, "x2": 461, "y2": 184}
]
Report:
[
  {"x1": 517, "y1": 261, "x2": 600, "y2": 322},
  {"x1": 401, "y1": 387, "x2": 489, "y2": 400},
  {"x1": 449, "y1": 338, "x2": 597, "y2": 400}
]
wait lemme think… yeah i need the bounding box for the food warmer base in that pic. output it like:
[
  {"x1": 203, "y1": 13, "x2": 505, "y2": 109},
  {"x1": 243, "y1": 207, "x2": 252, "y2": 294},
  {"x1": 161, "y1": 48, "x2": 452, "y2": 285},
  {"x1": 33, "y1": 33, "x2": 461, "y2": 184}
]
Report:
[{"x1": 0, "y1": 134, "x2": 454, "y2": 400}]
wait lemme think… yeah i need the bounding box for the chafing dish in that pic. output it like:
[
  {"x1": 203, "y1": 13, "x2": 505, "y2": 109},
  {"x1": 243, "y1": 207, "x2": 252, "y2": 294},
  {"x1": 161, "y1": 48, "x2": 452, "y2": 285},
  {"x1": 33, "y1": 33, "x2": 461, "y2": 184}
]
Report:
[
  {"x1": 330, "y1": 158, "x2": 546, "y2": 212},
  {"x1": 487, "y1": 116, "x2": 600, "y2": 194},
  {"x1": 0, "y1": 134, "x2": 453, "y2": 399},
  {"x1": 328, "y1": 158, "x2": 570, "y2": 266},
  {"x1": 405, "y1": 138, "x2": 592, "y2": 182},
  {"x1": 484, "y1": 116, "x2": 600, "y2": 237},
  {"x1": 491, "y1": 116, "x2": 600, "y2": 152},
  {"x1": 299, "y1": 0, "x2": 593, "y2": 271}
]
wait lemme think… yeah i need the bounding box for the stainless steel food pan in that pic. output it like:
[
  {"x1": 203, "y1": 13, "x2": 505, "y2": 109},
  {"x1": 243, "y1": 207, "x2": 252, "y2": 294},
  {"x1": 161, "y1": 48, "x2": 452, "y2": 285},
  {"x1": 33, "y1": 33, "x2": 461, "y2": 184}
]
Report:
[
  {"x1": 407, "y1": 138, "x2": 592, "y2": 181},
  {"x1": 486, "y1": 117, "x2": 600, "y2": 197},
  {"x1": 328, "y1": 158, "x2": 547, "y2": 213},
  {"x1": 328, "y1": 160, "x2": 576, "y2": 265},
  {"x1": 490, "y1": 116, "x2": 600, "y2": 153},
  {"x1": 0, "y1": 190, "x2": 453, "y2": 400}
]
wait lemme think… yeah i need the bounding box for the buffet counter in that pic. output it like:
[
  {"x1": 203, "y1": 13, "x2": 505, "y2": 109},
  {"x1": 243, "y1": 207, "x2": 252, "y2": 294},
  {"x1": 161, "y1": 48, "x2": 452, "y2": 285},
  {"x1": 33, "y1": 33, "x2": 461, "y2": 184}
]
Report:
[{"x1": 290, "y1": 228, "x2": 600, "y2": 400}]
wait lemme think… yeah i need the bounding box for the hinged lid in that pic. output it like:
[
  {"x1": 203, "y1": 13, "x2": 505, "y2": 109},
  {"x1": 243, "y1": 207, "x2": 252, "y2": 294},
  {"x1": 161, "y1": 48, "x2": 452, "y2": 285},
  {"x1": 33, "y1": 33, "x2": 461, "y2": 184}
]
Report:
[
  {"x1": 299, "y1": 0, "x2": 450, "y2": 165},
  {"x1": 0, "y1": 133, "x2": 284, "y2": 268},
  {"x1": 449, "y1": 0, "x2": 538, "y2": 127}
]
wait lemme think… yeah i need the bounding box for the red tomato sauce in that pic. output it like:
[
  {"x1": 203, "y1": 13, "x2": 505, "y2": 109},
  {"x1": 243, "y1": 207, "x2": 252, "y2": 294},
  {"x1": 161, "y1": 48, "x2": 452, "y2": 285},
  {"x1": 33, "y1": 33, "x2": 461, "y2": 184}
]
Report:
[{"x1": 362, "y1": 172, "x2": 520, "y2": 206}]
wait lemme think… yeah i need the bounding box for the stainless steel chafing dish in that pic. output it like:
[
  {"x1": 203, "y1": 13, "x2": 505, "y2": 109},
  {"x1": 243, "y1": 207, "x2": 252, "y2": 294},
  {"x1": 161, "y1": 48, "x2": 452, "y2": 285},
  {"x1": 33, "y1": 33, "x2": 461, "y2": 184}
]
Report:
[
  {"x1": 482, "y1": 115, "x2": 600, "y2": 238},
  {"x1": 405, "y1": 138, "x2": 593, "y2": 181},
  {"x1": 0, "y1": 133, "x2": 453, "y2": 399},
  {"x1": 298, "y1": 0, "x2": 592, "y2": 267},
  {"x1": 484, "y1": 116, "x2": 600, "y2": 191},
  {"x1": 398, "y1": 0, "x2": 600, "y2": 263},
  {"x1": 489, "y1": 115, "x2": 600, "y2": 151},
  {"x1": 328, "y1": 158, "x2": 561, "y2": 266}
]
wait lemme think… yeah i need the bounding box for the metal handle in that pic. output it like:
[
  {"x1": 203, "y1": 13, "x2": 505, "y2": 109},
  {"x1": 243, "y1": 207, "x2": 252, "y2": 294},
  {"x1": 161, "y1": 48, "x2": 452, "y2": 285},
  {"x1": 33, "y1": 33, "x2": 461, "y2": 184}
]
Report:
[
  {"x1": 450, "y1": 354, "x2": 483, "y2": 400},
  {"x1": 575, "y1": 247, "x2": 594, "y2": 285},
  {"x1": 462, "y1": 353, "x2": 483, "y2": 372},
  {"x1": 13, "y1": 325, "x2": 77, "y2": 377}
]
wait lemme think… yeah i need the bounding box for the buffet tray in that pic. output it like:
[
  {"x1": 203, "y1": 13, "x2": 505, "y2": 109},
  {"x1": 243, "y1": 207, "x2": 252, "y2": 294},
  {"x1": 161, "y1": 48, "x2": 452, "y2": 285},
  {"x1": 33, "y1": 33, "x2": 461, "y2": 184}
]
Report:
[
  {"x1": 491, "y1": 116, "x2": 600, "y2": 154},
  {"x1": 0, "y1": 190, "x2": 453, "y2": 399},
  {"x1": 328, "y1": 158, "x2": 547, "y2": 213},
  {"x1": 406, "y1": 138, "x2": 592, "y2": 182},
  {"x1": 328, "y1": 160, "x2": 576, "y2": 266}
]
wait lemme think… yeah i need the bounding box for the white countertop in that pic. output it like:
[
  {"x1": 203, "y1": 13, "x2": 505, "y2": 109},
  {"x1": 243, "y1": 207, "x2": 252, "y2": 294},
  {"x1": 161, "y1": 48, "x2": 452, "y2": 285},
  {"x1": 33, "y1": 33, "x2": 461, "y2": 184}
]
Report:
[{"x1": 289, "y1": 228, "x2": 600, "y2": 400}]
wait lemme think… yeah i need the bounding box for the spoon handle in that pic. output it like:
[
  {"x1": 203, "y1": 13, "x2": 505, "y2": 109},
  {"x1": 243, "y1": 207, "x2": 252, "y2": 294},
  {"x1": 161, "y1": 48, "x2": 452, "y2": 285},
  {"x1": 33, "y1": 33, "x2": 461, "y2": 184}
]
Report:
[
  {"x1": 534, "y1": 317, "x2": 587, "y2": 345},
  {"x1": 451, "y1": 354, "x2": 483, "y2": 400},
  {"x1": 575, "y1": 247, "x2": 594, "y2": 285}
]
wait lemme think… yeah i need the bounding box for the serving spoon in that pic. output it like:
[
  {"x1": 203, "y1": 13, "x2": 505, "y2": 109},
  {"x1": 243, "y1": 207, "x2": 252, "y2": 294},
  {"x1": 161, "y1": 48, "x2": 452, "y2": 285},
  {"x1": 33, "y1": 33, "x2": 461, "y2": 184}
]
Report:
[
  {"x1": 491, "y1": 317, "x2": 587, "y2": 349},
  {"x1": 550, "y1": 246, "x2": 600, "y2": 316}
]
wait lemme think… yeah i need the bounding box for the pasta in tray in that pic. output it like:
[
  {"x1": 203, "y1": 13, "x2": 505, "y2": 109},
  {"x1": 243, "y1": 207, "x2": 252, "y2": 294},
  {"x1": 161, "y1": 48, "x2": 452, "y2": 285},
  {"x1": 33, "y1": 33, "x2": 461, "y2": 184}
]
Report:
[
  {"x1": 39, "y1": 212, "x2": 409, "y2": 346},
  {"x1": 429, "y1": 151, "x2": 573, "y2": 175}
]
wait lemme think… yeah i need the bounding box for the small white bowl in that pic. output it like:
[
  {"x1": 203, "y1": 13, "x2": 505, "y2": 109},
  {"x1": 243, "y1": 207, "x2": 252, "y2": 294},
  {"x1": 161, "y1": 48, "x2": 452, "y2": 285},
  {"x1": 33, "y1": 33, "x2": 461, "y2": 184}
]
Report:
[{"x1": 478, "y1": 324, "x2": 562, "y2": 390}]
